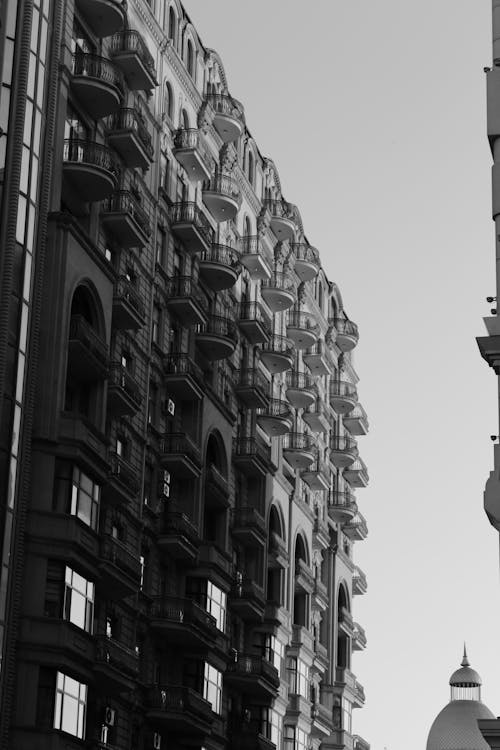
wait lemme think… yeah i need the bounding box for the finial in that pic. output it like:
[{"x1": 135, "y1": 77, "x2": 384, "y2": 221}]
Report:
[{"x1": 462, "y1": 642, "x2": 470, "y2": 667}]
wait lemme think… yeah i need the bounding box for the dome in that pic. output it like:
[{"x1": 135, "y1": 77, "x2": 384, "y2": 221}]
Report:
[
  {"x1": 426, "y1": 700, "x2": 494, "y2": 750},
  {"x1": 450, "y1": 667, "x2": 482, "y2": 686}
]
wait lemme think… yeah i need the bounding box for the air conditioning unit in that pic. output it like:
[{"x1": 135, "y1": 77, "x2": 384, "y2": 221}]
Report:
[
  {"x1": 153, "y1": 732, "x2": 162, "y2": 749},
  {"x1": 163, "y1": 470, "x2": 171, "y2": 485},
  {"x1": 104, "y1": 707, "x2": 116, "y2": 726},
  {"x1": 160, "y1": 482, "x2": 170, "y2": 498},
  {"x1": 163, "y1": 398, "x2": 175, "y2": 416}
]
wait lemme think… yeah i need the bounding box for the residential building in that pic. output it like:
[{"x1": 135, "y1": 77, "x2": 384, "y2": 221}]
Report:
[{"x1": 0, "y1": 0, "x2": 370, "y2": 748}]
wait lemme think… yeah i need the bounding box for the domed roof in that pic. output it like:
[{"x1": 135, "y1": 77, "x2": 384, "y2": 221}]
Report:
[
  {"x1": 449, "y1": 666, "x2": 482, "y2": 686},
  {"x1": 426, "y1": 700, "x2": 494, "y2": 750}
]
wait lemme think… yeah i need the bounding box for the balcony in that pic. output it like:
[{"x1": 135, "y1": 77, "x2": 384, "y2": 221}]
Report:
[
  {"x1": 303, "y1": 401, "x2": 331, "y2": 434},
  {"x1": 352, "y1": 623, "x2": 367, "y2": 651},
  {"x1": 285, "y1": 371, "x2": 316, "y2": 409},
  {"x1": 343, "y1": 458, "x2": 369, "y2": 488},
  {"x1": 165, "y1": 276, "x2": 208, "y2": 326},
  {"x1": 229, "y1": 578, "x2": 266, "y2": 621},
  {"x1": 260, "y1": 335, "x2": 294, "y2": 374},
  {"x1": 286, "y1": 310, "x2": 319, "y2": 349},
  {"x1": 343, "y1": 403, "x2": 369, "y2": 436},
  {"x1": 94, "y1": 635, "x2": 139, "y2": 693},
  {"x1": 353, "y1": 680, "x2": 365, "y2": 708},
  {"x1": 63, "y1": 139, "x2": 118, "y2": 201},
  {"x1": 233, "y1": 436, "x2": 273, "y2": 476},
  {"x1": 234, "y1": 368, "x2": 270, "y2": 409},
  {"x1": 291, "y1": 243, "x2": 320, "y2": 282},
  {"x1": 263, "y1": 199, "x2": 296, "y2": 242},
  {"x1": 101, "y1": 189, "x2": 150, "y2": 247},
  {"x1": 295, "y1": 558, "x2": 315, "y2": 593},
  {"x1": 112, "y1": 276, "x2": 145, "y2": 330},
  {"x1": 312, "y1": 578, "x2": 329, "y2": 610},
  {"x1": 163, "y1": 353, "x2": 204, "y2": 400},
  {"x1": 71, "y1": 53, "x2": 123, "y2": 119},
  {"x1": 343, "y1": 511, "x2": 368, "y2": 541},
  {"x1": 173, "y1": 128, "x2": 211, "y2": 182},
  {"x1": 330, "y1": 435, "x2": 358, "y2": 468},
  {"x1": 238, "y1": 301, "x2": 271, "y2": 344},
  {"x1": 107, "y1": 363, "x2": 141, "y2": 416},
  {"x1": 329, "y1": 380, "x2": 358, "y2": 416},
  {"x1": 327, "y1": 490, "x2": 357, "y2": 524},
  {"x1": 110, "y1": 30, "x2": 157, "y2": 90},
  {"x1": 333, "y1": 317, "x2": 359, "y2": 352},
  {"x1": 302, "y1": 457, "x2": 330, "y2": 491},
  {"x1": 205, "y1": 463, "x2": 230, "y2": 509},
  {"x1": 75, "y1": 0, "x2": 124, "y2": 37},
  {"x1": 147, "y1": 685, "x2": 213, "y2": 736},
  {"x1": 352, "y1": 566, "x2": 368, "y2": 595},
  {"x1": 99, "y1": 535, "x2": 141, "y2": 598},
  {"x1": 157, "y1": 511, "x2": 200, "y2": 562},
  {"x1": 232, "y1": 507, "x2": 267, "y2": 547},
  {"x1": 196, "y1": 314, "x2": 237, "y2": 361},
  {"x1": 239, "y1": 235, "x2": 272, "y2": 280},
  {"x1": 231, "y1": 721, "x2": 277, "y2": 750},
  {"x1": 303, "y1": 340, "x2": 333, "y2": 376},
  {"x1": 313, "y1": 515, "x2": 330, "y2": 549},
  {"x1": 199, "y1": 244, "x2": 240, "y2": 291},
  {"x1": 197, "y1": 543, "x2": 233, "y2": 582},
  {"x1": 339, "y1": 606, "x2": 354, "y2": 635},
  {"x1": 225, "y1": 655, "x2": 279, "y2": 700},
  {"x1": 67, "y1": 315, "x2": 109, "y2": 382},
  {"x1": 103, "y1": 452, "x2": 140, "y2": 504},
  {"x1": 150, "y1": 596, "x2": 218, "y2": 649},
  {"x1": 206, "y1": 92, "x2": 245, "y2": 142},
  {"x1": 203, "y1": 172, "x2": 241, "y2": 222},
  {"x1": 108, "y1": 107, "x2": 153, "y2": 169},
  {"x1": 282, "y1": 432, "x2": 316, "y2": 470},
  {"x1": 268, "y1": 531, "x2": 289, "y2": 568},
  {"x1": 257, "y1": 398, "x2": 293, "y2": 437},
  {"x1": 169, "y1": 202, "x2": 214, "y2": 254},
  {"x1": 261, "y1": 272, "x2": 296, "y2": 313},
  {"x1": 160, "y1": 433, "x2": 201, "y2": 478}
]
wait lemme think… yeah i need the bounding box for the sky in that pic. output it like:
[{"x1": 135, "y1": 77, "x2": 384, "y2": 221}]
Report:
[{"x1": 184, "y1": 2, "x2": 499, "y2": 749}]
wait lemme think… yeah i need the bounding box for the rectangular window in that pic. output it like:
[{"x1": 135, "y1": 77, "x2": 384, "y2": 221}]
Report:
[
  {"x1": 206, "y1": 581, "x2": 227, "y2": 633},
  {"x1": 64, "y1": 567, "x2": 94, "y2": 633},
  {"x1": 203, "y1": 663, "x2": 222, "y2": 714},
  {"x1": 286, "y1": 656, "x2": 308, "y2": 697},
  {"x1": 152, "y1": 304, "x2": 161, "y2": 346},
  {"x1": 70, "y1": 467, "x2": 100, "y2": 530},
  {"x1": 54, "y1": 672, "x2": 87, "y2": 739},
  {"x1": 264, "y1": 634, "x2": 285, "y2": 676}
]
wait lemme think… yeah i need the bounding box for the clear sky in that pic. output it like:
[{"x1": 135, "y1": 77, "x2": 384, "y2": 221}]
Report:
[{"x1": 184, "y1": 2, "x2": 500, "y2": 748}]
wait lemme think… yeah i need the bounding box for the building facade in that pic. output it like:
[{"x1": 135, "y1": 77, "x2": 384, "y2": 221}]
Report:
[{"x1": 0, "y1": 0, "x2": 370, "y2": 748}]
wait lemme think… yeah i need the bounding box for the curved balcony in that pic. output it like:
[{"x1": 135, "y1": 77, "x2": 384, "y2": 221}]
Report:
[
  {"x1": 150, "y1": 596, "x2": 217, "y2": 649},
  {"x1": 302, "y1": 457, "x2": 330, "y2": 491},
  {"x1": 353, "y1": 623, "x2": 367, "y2": 651},
  {"x1": 261, "y1": 272, "x2": 296, "y2": 312},
  {"x1": 238, "y1": 301, "x2": 271, "y2": 344},
  {"x1": 343, "y1": 511, "x2": 368, "y2": 541},
  {"x1": 104, "y1": 452, "x2": 140, "y2": 504},
  {"x1": 110, "y1": 29, "x2": 157, "y2": 90},
  {"x1": 147, "y1": 685, "x2": 213, "y2": 736},
  {"x1": 353, "y1": 566, "x2": 368, "y2": 596},
  {"x1": 286, "y1": 310, "x2": 319, "y2": 349},
  {"x1": 330, "y1": 435, "x2": 358, "y2": 468},
  {"x1": 206, "y1": 92, "x2": 245, "y2": 142},
  {"x1": 99, "y1": 535, "x2": 141, "y2": 598},
  {"x1": 292, "y1": 243, "x2": 320, "y2": 282},
  {"x1": 327, "y1": 490, "x2": 357, "y2": 524},
  {"x1": 94, "y1": 635, "x2": 139, "y2": 692},
  {"x1": 343, "y1": 402, "x2": 369, "y2": 436},
  {"x1": 233, "y1": 436, "x2": 273, "y2": 476},
  {"x1": 63, "y1": 139, "x2": 118, "y2": 201},
  {"x1": 199, "y1": 244, "x2": 240, "y2": 291},
  {"x1": 239, "y1": 235, "x2": 272, "y2": 280},
  {"x1": 225, "y1": 655, "x2": 279, "y2": 701},
  {"x1": 71, "y1": 53, "x2": 123, "y2": 119},
  {"x1": 165, "y1": 276, "x2": 208, "y2": 326},
  {"x1": 343, "y1": 458, "x2": 369, "y2": 488},
  {"x1": 303, "y1": 401, "x2": 330, "y2": 433},
  {"x1": 203, "y1": 172, "x2": 241, "y2": 222},
  {"x1": 303, "y1": 340, "x2": 333, "y2": 376},
  {"x1": 112, "y1": 276, "x2": 145, "y2": 330},
  {"x1": 75, "y1": 0, "x2": 124, "y2": 37},
  {"x1": 329, "y1": 380, "x2": 358, "y2": 415},
  {"x1": 260, "y1": 334, "x2": 294, "y2": 373},
  {"x1": 67, "y1": 314, "x2": 109, "y2": 382},
  {"x1": 101, "y1": 190, "x2": 151, "y2": 248},
  {"x1": 169, "y1": 201, "x2": 213, "y2": 255},
  {"x1": 107, "y1": 362, "x2": 141, "y2": 416},
  {"x1": 173, "y1": 128, "x2": 211, "y2": 183},
  {"x1": 160, "y1": 433, "x2": 202, "y2": 478},
  {"x1": 108, "y1": 107, "x2": 153, "y2": 169},
  {"x1": 195, "y1": 314, "x2": 237, "y2": 360},
  {"x1": 282, "y1": 432, "x2": 316, "y2": 470},
  {"x1": 333, "y1": 317, "x2": 359, "y2": 352},
  {"x1": 263, "y1": 198, "x2": 296, "y2": 241},
  {"x1": 234, "y1": 368, "x2": 270, "y2": 409},
  {"x1": 257, "y1": 398, "x2": 293, "y2": 437},
  {"x1": 163, "y1": 353, "x2": 204, "y2": 400},
  {"x1": 232, "y1": 507, "x2": 267, "y2": 547},
  {"x1": 157, "y1": 510, "x2": 200, "y2": 562},
  {"x1": 230, "y1": 578, "x2": 266, "y2": 621},
  {"x1": 285, "y1": 371, "x2": 316, "y2": 409}
]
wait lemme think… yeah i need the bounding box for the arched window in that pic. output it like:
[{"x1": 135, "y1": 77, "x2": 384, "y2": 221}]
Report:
[
  {"x1": 244, "y1": 215, "x2": 251, "y2": 237},
  {"x1": 317, "y1": 280, "x2": 324, "y2": 312},
  {"x1": 247, "y1": 150, "x2": 254, "y2": 186},
  {"x1": 164, "y1": 81, "x2": 174, "y2": 120},
  {"x1": 186, "y1": 39, "x2": 194, "y2": 77},
  {"x1": 181, "y1": 108, "x2": 189, "y2": 130},
  {"x1": 168, "y1": 6, "x2": 176, "y2": 44}
]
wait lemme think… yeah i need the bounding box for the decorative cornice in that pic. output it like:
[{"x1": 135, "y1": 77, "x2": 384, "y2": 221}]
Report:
[{"x1": 163, "y1": 42, "x2": 203, "y2": 112}]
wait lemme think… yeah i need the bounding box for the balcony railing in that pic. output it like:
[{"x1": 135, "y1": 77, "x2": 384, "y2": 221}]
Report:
[
  {"x1": 263, "y1": 198, "x2": 294, "y2": 220},
  {"x1": 114, "y1": 276, "x2": 145, "y2": 319},
  {"x1": 63, "y1": 139, "x2": 119, "y2": 177},
  {"x1": 109, "y1": 107, "x2": 153, "y2": 157},
  {"x1": 165, "y1": 275, "x2": 208, "y2": 310},
  {"x1": 199, "y1": 314, "x2": 237, "y2": 342},
  {"x1": 235, "y1": 368, "x2": 270, "y2": 395},
  {"x1": 174, "y1": 127, "x2": 210, "y2": 160},
  {"x1": 111, "y1": 29, "x2": 156, "y2": 78},
  {"x1": 72, "y1": 52, "x2": 124, "y2": 93},
  {"x1": 232, "y1": 506, "x2": 267, "y2": 534},
  {"x1": 160, "y1": 433, "x2": 201, "y2": 465},
  {"x1": 69, "y1": 315, "x2": 108, "y2": 364},
  {"x1": 95, "y1": 635, "x2": 139, "y2": 675},
  {"x1": 283, "y1": 432, "x2": 315, "y2": 452},
  {"x1": 149, "y1": 685, "x2": 213, "y2": 719},
  {"x1": 102, "y1": 189, "x2": 151, "y2": 237},
  {"x1": 233, "y1": 436, "x2": 272, "y2": 464},
  {"x1": 287, "y1": 310, "x2": 319, "y2": 333},
  {"x1": 328, "y1": 489, "x2": 357, "y2": 513},
  {"x1": 333, "y1": 317, "x2": 359, "y2": 339},
  {"x1": 206, "y1": 92, "x2": 245, "y2": 123},
  {"x1": 261, "y1": 271, "x2": 296, "y2": 295},
  {"x1": 292, "y1": 242, "x2": 320, "y2": 265},
  {"x1": 108, "y1": 452, "x2": 140, "y2": 495},
  {"x1": 330, "y1": 435, "x2": 358, "y2": 454},
  {"x1": 239, "y1": 301, "x2": 271, "y2": 330},
  {"x1": 160, "y1": 511, "x2": 199, "y2": 545},
  {"x1": 226, "y1": 654, "x2": 279, "y2": 687},
  {"x1": 100, "y1": 535, "x2": 141, "y2": 579},
  {"x1": 205, "y1": 171, "x2": 242, "y2": 206},
  {"x1": 261, "y1": 334, "x2": 293, "y2": 358},
  {"x1": 169, "y1": 202, "x2": 214, "y2": 245},
  {"x1": 163, "y1": 353, "x2": 204, "y2": 382},
  {"x1": 201, "y1": 243, "x2": 240, "y2": 269},
  {"x1": 286, "y1": 371, "x2": 315, "y2": 392},
  {"x1": 330, "y1": 380, "x2": 358, "y2": 402},
  {"x1": 150, "y1": 595, "x2": 217, "y2": 631},
  {"x1": 108, "y1": 362, "x2": 141, "y2": 404}
]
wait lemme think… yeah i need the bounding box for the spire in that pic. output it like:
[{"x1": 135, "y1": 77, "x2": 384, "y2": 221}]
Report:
[{"x1": 462, "y1": 643, "x2": 470, "y2": 667}]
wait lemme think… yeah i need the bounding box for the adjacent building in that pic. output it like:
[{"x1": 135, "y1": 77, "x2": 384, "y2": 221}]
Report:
[{"x1": 0, "y1": 0, "x2": 370, "y2": 748}]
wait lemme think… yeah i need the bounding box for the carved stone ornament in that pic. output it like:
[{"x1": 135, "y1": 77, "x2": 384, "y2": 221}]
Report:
[
  {"x1": 219, "y1": 143, "x2": 237, "y2": 171},
  {"x1": 297, "y1": 282, "x2": 306, "y2": 305},
  {"x1": 326, "y1": 325, "x2": 336, "y2": 347},
  {"x1": 257, "y1": 210, "x2": 271, "y2": 237},
  {"x1": 197, "y1": 101, "x2": 213, "y2": 133},
  {"x1": 274, "y1": 242, "x2": 287, "y2": 264}
]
